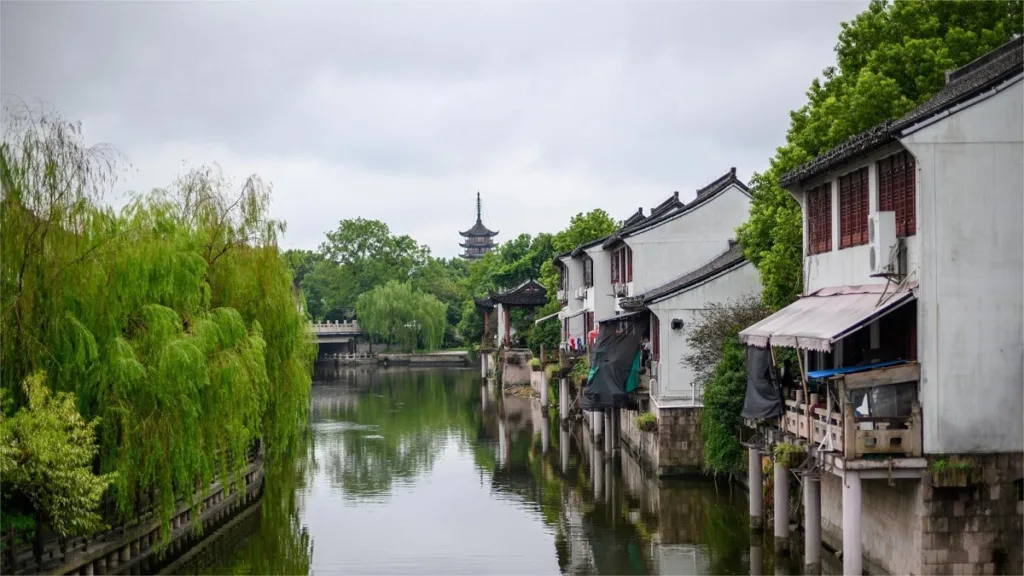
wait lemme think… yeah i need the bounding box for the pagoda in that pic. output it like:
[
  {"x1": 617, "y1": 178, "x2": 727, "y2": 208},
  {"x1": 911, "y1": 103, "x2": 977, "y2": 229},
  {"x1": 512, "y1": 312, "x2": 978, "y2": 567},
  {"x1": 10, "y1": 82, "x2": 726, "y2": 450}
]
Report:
[{"x1": 459, "y1": 192, "x2": 498, "y2": 260}]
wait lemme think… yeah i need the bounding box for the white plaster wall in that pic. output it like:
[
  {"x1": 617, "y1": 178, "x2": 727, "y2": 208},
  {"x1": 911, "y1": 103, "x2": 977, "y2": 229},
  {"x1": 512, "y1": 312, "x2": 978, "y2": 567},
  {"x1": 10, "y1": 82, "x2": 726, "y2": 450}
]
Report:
[
  {"x1": 584, "y1": 246, "x2": 615, "y2": 320},
  {"x1": 900, "y1": 79, "x2": 1024, "y2": 454},
  {"x1": 625, "y1": 185, "x2": 751, "y2": 294},
  {"x1": 798, "y1": 142, "x2": 922, "y2": 293},
  {"x1": 648, "y1": 262, "x2": 761, "y2": 403},
  {"x1": 560, "y1": 256, "x2": 587, "y2": 342}
]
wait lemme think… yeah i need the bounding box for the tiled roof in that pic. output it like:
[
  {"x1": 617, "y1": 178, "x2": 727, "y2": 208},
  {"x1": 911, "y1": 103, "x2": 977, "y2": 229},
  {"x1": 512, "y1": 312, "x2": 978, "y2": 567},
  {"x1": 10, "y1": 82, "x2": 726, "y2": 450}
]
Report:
[
  {"x1": 780, "y1": 37, "x2": 1023, "y2": 188},
  {"x1": 637, "y1": 241, "x2": 748, "y2": 304},
  {"x1": 488, "y1": 279, "x2": 548, "y2": 307},
  {"x1": 459, "y1": 220, "x2": 499, "y2": 237},
  {"x1": 613, "y1": 168, "x2": 750, "y2": 242}
]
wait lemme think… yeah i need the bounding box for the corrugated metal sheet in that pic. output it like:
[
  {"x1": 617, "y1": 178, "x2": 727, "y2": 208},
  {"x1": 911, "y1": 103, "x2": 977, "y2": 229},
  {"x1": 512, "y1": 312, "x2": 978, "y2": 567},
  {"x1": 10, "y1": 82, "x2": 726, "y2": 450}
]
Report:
[{"x1": 739, "y1": 284, "x2": 916, "y2": 352}]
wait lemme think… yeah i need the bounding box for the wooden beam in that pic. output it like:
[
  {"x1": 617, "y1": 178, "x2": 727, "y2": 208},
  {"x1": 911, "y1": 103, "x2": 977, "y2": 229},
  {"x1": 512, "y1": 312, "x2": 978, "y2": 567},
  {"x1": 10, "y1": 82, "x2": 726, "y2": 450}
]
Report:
[{"x1": 842, "y1": 362, "x2": 920, "y2": 391}]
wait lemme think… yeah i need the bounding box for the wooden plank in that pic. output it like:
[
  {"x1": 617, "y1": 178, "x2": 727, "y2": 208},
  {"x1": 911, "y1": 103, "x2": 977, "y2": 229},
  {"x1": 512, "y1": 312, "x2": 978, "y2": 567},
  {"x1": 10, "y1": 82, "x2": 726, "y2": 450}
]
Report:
[{"x1": 843, "y1": 362, "x2": 920, "y2": 390}]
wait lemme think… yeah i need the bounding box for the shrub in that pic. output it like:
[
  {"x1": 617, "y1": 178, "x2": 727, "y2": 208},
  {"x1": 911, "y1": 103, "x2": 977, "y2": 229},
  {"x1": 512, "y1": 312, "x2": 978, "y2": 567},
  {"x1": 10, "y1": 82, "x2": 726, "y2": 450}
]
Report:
[
  {"x1": 636, "y1": 411, "x2": 657, "y2": 432},
  {"x1": 773, "y1": 442, "x2": 806, "y2": 468},
  {"x1": 529, "y1": 357, "x2": 542, "y2": 371},
  {"x1": 699, "y1": 337, "x2": 748, "y2": 476},
  {"x1": 684, "y1": 295, "x2": 769, "y2": 387}
]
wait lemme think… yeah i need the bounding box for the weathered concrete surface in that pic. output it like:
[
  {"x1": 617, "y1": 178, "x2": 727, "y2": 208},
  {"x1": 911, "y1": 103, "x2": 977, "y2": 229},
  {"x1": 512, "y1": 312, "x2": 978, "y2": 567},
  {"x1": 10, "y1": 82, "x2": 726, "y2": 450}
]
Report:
[{"x1": 619, "y1": 405, "x2": 703, "y2": 476}]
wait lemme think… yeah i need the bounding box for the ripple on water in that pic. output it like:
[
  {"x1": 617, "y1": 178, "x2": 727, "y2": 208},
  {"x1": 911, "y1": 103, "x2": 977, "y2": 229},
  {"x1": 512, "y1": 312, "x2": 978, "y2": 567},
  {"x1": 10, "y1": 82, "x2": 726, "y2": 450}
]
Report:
[{"x1": 312, "y1": 421, "x2": 378, "y2": 433}]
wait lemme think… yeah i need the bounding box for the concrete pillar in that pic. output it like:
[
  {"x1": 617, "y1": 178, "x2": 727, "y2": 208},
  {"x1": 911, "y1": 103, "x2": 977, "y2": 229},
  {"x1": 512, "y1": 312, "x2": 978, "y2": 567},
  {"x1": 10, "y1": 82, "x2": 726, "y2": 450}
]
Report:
[
  {"x1": 749, "y1": 535, "x2": 762, "y2": 576},
  {"x1": 593, "y1": 443, "x2": 604, "y2": 499},
  {"x1": 82, "y1": 560, "x2": 94, "y2": 576},
  {"x1": 558, "y1": 378, "x2": 569, "y2": 421},
  {"x1": 94, "y1": 557, "x2": 105, "y2": 575},
  {"x1": 804, "y1": 474, "x2": 821, "y2": 575},
  {"x1": 540, "y1": 372, "x2": 549, "y2": 408},
  {"x1": 749, "y1": 447, "x2": 763, "y2": 531},
  {"x1": 120, "y1": 543, "x2": 129, "y2": 562},
  {"x1": 592, "y1": 410, "x2": 603, "y2": 441},
  {"x1": 481, "y1": 354, "x2": 487, "y2": 378},
  {"x1": 107, "y1": 550, "x2": 119, "y2": 570},
  {"x1": 560, "y1": 427, "x2": 570, "y2": 475},
  {"x1": 773, "y1": 461, "x2": 789, "y2": 552},
  {"x1": 842, "y1": 470, "x2": 862, "y2": 576}
]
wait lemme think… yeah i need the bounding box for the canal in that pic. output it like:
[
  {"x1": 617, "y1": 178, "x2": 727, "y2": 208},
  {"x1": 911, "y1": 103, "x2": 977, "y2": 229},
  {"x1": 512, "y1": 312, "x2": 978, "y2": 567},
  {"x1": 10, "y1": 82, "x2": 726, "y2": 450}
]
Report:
[{"x1": 174, "y1": 366, "x2": 806, "y2": 575}]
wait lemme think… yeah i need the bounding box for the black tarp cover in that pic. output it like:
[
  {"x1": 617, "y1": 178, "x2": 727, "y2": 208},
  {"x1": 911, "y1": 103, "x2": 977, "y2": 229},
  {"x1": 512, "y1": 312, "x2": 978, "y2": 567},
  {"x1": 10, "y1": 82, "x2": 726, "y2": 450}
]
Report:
[
  {"x1": 742, "y1": 345, "x2": 783, "y2": 420},
  {"x1": 582, "y1": 318, "x2": 642, "y2": 412}
]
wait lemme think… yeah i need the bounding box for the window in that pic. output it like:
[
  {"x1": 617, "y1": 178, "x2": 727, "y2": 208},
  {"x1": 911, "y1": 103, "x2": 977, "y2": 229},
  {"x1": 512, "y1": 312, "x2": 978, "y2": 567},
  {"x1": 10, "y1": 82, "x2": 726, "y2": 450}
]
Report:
[
  {"x1": 807, "y1": 183, "x2": 832, "y2": 255},
  {"x1": 878, "y1": 151, "x2": 916, "y2": 237},
  {"x1": 626, "y1": 247, "x2": 633, "y2": 282},
  {"x1": 651, "y1": 315, "x2": 660, "y2": 361},
  {"x1": 584, "y1": 311, "x2": 594, "y2": 334},
  {"x1": 611, "y1": 246, "x2": 632, "y2": 283},
  {"x1": 839, "y1": 167, "x2": 869, "y2": 248},
  {"x1": 611, "y1": 251, "x2": 620, "y2": 283},
  {"x1": 583, "y1": 258, "x2": 594, "y2": 288}
]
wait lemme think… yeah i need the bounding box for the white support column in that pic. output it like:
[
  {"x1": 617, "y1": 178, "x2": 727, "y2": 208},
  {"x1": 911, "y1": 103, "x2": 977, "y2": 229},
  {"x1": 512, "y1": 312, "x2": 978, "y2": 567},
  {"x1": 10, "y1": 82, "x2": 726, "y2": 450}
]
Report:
[
  {"x1": 540, "y1": 372, "x2": 549, "y2": 408},
  {"x1": 749, "y1": 535, "x2": 763, "y2": 576},
  {"x1": 842, "y1": 470, "x2": 862, "y2": 576},
  {"x1": 480, "y1": 385, "x2": 488, "y2": 412},
  {"x1": 480, "y1": 353, "x2": 487, "y2": 378},
  {"x1": 593, "y1": 442, "x2": 604, "y2": 499},
  {"x1": 804, "y1": 473, "x2": 822, "y2": 575},
  {"x1": 773, "y1": 461, "x2": 789, "y2": 552},
  {"x1": 749, "y1": 447, "x2": 763, "y2": 531},
  {"x1": 593, "y1": 409, "x2": 604, "y2": 441},
  {"x1": 559, "y1": 378, "x2": 570, "y2": 421}
]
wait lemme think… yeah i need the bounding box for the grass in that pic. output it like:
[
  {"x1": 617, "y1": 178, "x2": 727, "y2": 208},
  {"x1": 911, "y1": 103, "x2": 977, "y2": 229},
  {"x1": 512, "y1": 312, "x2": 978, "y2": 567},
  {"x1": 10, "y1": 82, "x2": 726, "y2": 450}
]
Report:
[{"x1": 635, "y1": 411, "x2": 657, "y2": 432}]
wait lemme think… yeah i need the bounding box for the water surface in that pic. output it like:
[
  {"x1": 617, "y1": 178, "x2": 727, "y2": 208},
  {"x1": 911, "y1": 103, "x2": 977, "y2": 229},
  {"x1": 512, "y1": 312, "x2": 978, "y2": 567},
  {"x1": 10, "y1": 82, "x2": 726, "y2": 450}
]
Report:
[{"x1": 181, "y1": 366, "x2": 801, "y2": 575}]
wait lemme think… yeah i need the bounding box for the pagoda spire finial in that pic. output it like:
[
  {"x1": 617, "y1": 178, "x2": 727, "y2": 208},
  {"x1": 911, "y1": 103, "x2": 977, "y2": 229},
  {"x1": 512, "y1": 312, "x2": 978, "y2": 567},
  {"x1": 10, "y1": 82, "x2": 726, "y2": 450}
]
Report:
[{"x1": 476, "y1": 191, "x2": 482, "y2": 223}]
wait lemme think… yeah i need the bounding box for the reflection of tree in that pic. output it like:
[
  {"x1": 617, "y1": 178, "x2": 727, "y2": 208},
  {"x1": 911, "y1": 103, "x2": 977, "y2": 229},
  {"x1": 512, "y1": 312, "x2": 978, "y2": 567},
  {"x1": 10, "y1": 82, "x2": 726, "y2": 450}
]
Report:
[
  {"x1": 316, "y1": 371, "x2": 479, "y2": 499},
  {"x1": 197, "y1": 430, "x2": 316, "y2": 575}
]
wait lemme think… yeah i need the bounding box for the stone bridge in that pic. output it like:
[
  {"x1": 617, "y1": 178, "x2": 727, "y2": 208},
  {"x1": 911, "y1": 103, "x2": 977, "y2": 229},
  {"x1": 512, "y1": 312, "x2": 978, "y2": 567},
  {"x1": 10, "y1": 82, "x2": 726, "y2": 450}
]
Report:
[{"x1": 310, "y1": 321, "x2": 364, "y2": 355}]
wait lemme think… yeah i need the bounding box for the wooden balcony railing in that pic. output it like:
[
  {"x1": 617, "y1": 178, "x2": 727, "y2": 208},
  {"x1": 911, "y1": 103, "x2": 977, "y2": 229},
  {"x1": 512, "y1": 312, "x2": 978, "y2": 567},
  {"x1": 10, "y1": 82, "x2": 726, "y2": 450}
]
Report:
[{"x1": 783, "y1": 361, "x2": 922, "y2": 460}]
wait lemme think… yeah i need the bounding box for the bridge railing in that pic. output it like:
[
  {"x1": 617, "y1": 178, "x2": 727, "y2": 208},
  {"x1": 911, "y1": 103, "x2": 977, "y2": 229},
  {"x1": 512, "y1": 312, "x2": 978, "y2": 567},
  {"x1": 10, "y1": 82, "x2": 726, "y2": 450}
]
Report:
[{"x1": 310, "y1": 320, "x2": 361, "y2": 334}]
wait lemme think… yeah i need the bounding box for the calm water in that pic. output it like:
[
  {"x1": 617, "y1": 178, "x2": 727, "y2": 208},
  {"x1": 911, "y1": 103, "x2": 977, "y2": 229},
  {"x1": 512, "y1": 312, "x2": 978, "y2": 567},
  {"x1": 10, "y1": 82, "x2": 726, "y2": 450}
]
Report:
[{"x1": 175, "y1": 366, "x2": 804, "y2": 575}]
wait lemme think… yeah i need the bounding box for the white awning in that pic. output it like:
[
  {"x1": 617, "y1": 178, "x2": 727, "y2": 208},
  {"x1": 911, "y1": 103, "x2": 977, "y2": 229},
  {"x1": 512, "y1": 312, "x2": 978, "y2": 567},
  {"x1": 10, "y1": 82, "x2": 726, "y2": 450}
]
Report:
[
  {"x1": 534, "y1": 310, "x2": 561, "y2": 325},
  {"x1": 557, "y1": 308, "x2": 587, "y2": 321},
  {"x1": 739, "y1": 284, "x2": 916, "y2": 352}
]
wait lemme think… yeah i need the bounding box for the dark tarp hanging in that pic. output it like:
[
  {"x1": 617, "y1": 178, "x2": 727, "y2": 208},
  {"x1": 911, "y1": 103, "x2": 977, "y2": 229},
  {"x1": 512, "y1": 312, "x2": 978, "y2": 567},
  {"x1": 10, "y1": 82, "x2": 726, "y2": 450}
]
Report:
[
  {"x1": 582, "y1": 318, "x2": 643, "y2": 412},
  {"x1": 742, "y1": 345, "x2": 783, "y2": 420}
]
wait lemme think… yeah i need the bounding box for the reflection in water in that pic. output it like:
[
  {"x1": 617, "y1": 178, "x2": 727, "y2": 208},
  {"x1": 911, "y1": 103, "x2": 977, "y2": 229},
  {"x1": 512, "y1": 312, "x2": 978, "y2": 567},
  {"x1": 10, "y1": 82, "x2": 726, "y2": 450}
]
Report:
[{"x1": 185, "y1": 365, "x2": 809, "y2": 575}]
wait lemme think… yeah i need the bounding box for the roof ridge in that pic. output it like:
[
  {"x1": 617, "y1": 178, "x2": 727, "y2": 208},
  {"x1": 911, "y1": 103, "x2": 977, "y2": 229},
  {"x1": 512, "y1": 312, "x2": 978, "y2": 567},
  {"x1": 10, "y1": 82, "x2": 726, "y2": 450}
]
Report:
[
  {"x1": 696, "y1": 167, "x2": 738, "y2": 197},
  {"x1": 948, "y1": 35, "x2": 1023, "y2": 84}
]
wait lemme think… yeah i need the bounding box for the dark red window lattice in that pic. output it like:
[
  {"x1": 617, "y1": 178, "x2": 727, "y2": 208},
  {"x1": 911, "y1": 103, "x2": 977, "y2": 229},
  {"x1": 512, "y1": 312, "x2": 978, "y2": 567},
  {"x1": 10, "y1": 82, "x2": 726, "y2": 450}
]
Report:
[
  {"x1": 839, "y1": 167, "x2": 869, "y2": 249},
  {"x1": 611, "y1": 251, "x2": 619, "y2": 283},
  {"x1": 626, "y1": 247, "x2": 633, "y2": 282},
  {"x1": 807, "y1": 183, "x2": 832, "y2": 255},
  {"x1": 877, "y1": 151, "x2": 916, "y2": 237},
  {"x1": 651, "y1": 315, "x2": 660, "y2": 361}
]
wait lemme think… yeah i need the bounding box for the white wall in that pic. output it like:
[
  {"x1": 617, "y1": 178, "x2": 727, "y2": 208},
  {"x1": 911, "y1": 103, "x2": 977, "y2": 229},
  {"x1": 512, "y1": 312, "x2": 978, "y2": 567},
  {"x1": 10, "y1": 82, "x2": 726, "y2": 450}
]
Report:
[
  {"x1": 584, "y1": 246, "x2": 615, "y2": 320},
  {"x1": 900, "y1": 79, "x2": 1024, "y2": 454},
  {"x1": 798, "y1": 142, "x2": 922, "y2": 292},
  {"x1": 559, "y1": 256, "x2": 587, "y2": 342},
  {"x1": 624, "y1": 185, "x2": 751, "y2": 294},
  {"x1": 648, "y1": 262, "x2": 761, "y2": 404}
]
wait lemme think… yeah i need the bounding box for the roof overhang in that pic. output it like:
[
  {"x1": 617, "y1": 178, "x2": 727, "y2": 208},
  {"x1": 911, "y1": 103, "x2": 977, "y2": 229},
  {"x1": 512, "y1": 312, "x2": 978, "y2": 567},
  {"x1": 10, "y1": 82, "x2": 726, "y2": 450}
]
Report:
[
  {"x1": 739, "y1": 284, "x2": 916, "y2": 352},
  {"x1": 596, "y1": 310, "x2": 645, "y2": 324}
]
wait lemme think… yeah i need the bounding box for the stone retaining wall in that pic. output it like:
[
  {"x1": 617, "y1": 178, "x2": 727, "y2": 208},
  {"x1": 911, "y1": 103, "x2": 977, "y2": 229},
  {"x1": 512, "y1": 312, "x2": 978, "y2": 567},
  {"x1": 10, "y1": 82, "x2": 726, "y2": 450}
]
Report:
[{"x1": 619, "y1": 405, "x2": 703, "y2": 476}]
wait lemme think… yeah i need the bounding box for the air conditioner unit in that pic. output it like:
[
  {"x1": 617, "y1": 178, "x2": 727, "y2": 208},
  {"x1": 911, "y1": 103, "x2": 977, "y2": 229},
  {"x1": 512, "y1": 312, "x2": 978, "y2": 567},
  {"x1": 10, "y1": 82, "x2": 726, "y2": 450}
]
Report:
[
  {"x1": 574, "y1": 286, "x2": 586, "y2": 300},
  {"x1": 868, "y1": 211, "x2": 898, "y2": 276},
  {"x1": 557, "y1": 289, "x2": 566, "y2": 301},
  {"x1": 613, "y1": 282, "x2": 628, "y2": 297}
]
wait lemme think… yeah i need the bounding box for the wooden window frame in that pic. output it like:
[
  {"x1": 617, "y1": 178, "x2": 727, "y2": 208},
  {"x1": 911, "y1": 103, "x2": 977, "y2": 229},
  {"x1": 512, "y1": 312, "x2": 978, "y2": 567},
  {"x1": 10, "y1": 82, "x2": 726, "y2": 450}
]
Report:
[
  {"x1": 611, "y1": 250, "x2": 620, "y2": 283},
  {"x1": 806, "y1": 183, "x2": 832, "y2": 255},
  {"x1": 626, "y1": 246, "x2": 633, "y2": 282},
  {"x1": 583, "y1": 257, "x2": 594, "y2": 288},
  {"x1": 839, "y1": 167, "x2": 869, "y2": 249},
  {"x1": 877, "y1": 151, "x2": 916, "y2": 238},
  {"x1": 651, "y1": 315, "x2": 660, "y2": 361}
]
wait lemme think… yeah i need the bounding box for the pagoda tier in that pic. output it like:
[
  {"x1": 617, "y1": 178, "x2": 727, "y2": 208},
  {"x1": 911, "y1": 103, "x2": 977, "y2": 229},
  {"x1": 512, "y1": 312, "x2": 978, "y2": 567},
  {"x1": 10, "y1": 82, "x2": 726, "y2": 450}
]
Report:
[{"x1": 459, "y1": 192, "x2": 498, "y2": 259}]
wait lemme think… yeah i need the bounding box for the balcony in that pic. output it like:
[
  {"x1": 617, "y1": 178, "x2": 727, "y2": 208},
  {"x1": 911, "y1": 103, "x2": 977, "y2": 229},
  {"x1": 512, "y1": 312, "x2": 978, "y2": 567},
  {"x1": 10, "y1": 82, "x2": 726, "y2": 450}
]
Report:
[{"x1": 782, "y1": 362, "x2": 922, "y2": 460}]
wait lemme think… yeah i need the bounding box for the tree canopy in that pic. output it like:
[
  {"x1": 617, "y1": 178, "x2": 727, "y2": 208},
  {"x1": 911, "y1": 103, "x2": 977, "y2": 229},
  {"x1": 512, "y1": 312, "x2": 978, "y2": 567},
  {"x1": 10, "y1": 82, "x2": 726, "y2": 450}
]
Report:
[
  {"x1": 736, "y1": 0, "x2": 1023, "y2": 309},
  {"x1": 356, "y1": 280, "x2": 448, "y2": 351}
]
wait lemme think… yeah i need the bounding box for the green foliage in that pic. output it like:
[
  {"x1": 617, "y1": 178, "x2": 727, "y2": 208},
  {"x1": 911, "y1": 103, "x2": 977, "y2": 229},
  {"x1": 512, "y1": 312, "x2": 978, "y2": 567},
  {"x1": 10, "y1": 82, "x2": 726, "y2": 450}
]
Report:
[
  {"x1": 736, "y1": 0, "x2": 1023, "y2": 310},
  {"x1": 684, "y1": 295, "x2": 770, "y2": 386},
  {"x1": 529, "y1": 357, "x2": 542, "y2": 370},
  {"x1": 635, "y1": 411, "x2": 657, "y2": 432},
  {"x1": 570, "y1": 355, "x2": 591, "y2": 382},
  {"x1": 699, "y1": 337, "x2": 748, "y2": 476},
  {"x1": 773, "y1": 442, "x2": 806, "y2": 469},
  {"x1": 0, "y1": 373, "x2": 115, "y2": 537},
  {"x1": 0, "y1": 104, "x2": 315, "y2": 540},
  {"x1": 355, "y1": 280, "x2": 447, "y2": 351}
]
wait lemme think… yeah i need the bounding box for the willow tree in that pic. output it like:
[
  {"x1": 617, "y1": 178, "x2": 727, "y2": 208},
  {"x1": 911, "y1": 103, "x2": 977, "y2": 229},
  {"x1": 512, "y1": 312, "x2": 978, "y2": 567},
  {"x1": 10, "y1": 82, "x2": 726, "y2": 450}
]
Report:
[
  {"x1": 1, "y1": 103, "x2": 315, "y2": 544},
  {"x1": 355, "y1": 280, "x2": 446, "y2": 351}
]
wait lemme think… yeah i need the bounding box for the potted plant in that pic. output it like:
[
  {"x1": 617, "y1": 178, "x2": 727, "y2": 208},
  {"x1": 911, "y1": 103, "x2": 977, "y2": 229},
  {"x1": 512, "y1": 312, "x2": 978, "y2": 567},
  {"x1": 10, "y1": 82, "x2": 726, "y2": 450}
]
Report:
[{"x1": 636, "y1": 411, "x2": 657, "y2": 432}]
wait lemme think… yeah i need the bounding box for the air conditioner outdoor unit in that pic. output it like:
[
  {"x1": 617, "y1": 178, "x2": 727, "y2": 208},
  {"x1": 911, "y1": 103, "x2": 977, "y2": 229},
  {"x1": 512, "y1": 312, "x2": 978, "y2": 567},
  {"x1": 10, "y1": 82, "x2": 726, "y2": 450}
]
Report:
[
  {"x1": 613, "y1": 282, "x2": 628, "y2": 297},
  {"x1": 574, "y1": 286, "x2": 586, "y2": 300},
  {"x1": 869, "y1": 211, "x2": 898, "y2": 276},
  {"x1": 557, "y1": 289, "x2": 566, "y2": 301}
]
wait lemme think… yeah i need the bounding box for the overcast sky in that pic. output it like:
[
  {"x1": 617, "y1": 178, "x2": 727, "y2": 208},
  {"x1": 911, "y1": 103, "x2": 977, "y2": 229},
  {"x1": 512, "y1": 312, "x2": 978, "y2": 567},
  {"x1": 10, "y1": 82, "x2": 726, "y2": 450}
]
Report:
[{"x1": 2, "y1": 1, "x2": 867, "y2": 258}]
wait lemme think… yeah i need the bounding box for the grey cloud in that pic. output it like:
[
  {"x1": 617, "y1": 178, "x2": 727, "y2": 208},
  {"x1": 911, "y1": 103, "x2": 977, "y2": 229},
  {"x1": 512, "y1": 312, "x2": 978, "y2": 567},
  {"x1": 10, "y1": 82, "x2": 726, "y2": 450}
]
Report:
[{"x1": 2, "y1": 0, "x2": 868, "y2": 256}]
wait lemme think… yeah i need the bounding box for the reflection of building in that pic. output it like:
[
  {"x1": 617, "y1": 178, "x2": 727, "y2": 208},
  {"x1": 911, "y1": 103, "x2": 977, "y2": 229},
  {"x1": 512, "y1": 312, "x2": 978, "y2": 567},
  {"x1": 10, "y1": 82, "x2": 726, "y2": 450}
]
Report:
[
  {"x1": 740, "y1": 38, "x2": 1023, "y2": 576},
  {"x1": 459, "y1": 192, "x2": 498, "y2": 260}
]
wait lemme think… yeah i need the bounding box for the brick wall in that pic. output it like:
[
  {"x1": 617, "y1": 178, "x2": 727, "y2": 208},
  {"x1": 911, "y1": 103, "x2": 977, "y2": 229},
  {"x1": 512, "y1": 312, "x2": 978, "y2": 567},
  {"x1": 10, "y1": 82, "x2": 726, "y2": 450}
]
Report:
[
  {"x1": 919, "y1": 454, "x2": 1024, "y2": 576},
  {"x1": 820, "y1": 454, "x2": 1023, "y2": 576},
  {"x1": 619, "y1": 405, "x2": 703, "y2": 475}
]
